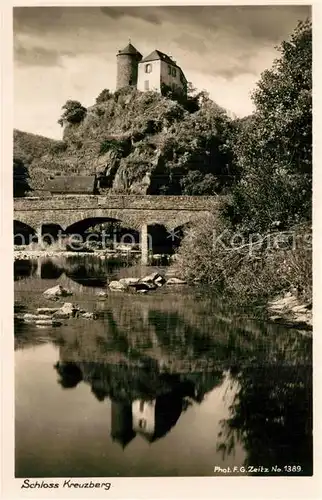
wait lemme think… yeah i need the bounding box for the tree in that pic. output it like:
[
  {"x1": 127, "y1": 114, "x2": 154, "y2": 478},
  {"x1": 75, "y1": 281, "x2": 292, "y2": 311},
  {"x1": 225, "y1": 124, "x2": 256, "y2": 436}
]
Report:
[
  {"x1": 161, "y1": 81, "x2": 214, "y2": 114},
  {"x1": 13, "y1": 158, "x2": 31, "y2": 197},
  {"x1": 226, "y1": 19, "x2": 312, "y2": 232},
  {"x1": 180, "y1": 170, "x2": 220, "y2": 195},
  {"x1": 169, "y1": 99, "x2": 237, "y2": 194},
  {"x1": 96, "y1": 89, "x2": 112, "y2": 104},
  {"x1": 217, "y1": 363, "x2": 312, "y2": 475},
  {"x1": 58, "y1": 100, "x2": 87, "y2": 127},
  {"x1": 252, "y1": 18, "x2": 311, "y2": 175}
]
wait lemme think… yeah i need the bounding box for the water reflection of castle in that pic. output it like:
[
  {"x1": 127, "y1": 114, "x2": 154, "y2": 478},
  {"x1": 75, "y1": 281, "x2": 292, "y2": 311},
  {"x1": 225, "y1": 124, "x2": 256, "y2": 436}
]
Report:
[
  {"x1": 54, "y1": 360, "x2": 222, "y2": 447},
  {"x1": 112, "y1": 397, "x2": 184, "y2": 447}
]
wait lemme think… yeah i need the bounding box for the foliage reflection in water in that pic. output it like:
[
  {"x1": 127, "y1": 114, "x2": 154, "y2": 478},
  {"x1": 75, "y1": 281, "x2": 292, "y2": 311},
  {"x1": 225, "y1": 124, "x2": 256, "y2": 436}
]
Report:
[{"x1": 14, "y1": 256, "x2": 312, "y2": 477}]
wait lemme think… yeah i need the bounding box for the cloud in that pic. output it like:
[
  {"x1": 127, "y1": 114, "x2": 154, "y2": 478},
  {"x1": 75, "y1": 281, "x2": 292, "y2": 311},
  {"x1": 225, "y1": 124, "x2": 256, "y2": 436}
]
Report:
[
  {"x1": 173, "y1": 33, "x2": 207, "y2": 55},
  {"x1": 14, "y1": 38, "x2": 75, "y2": 67},
  {"x1": 100, "y1": 5, "x2": 311, "y2": 43},
  {"x1": 14, "y1": 6, "x2": 311, "y2": 40},
  {"x1": 14, "y1": 7, "x2": 65, "y2": 34},
  {"x1": 13, "y1": 6, "x2": 311, "y2": 67},
  {"x1": 172, "y1": 32, "x2": 261, "y2": 80},
  {"x1": 100, "y1": 7, "x2": 162, "y2": 25}
]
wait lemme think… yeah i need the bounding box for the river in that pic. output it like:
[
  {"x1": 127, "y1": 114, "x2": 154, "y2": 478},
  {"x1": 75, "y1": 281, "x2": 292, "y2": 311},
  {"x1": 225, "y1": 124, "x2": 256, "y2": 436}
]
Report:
[{"x1": 14, "y1": 255, "x2": 313, "y2": 477}]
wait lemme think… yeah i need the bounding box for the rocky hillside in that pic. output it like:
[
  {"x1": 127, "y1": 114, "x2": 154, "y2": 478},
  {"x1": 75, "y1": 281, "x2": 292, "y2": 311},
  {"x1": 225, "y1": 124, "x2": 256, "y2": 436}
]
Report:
[{"x1": 14, "y1": 87, "x2": 238, "y2": 195}]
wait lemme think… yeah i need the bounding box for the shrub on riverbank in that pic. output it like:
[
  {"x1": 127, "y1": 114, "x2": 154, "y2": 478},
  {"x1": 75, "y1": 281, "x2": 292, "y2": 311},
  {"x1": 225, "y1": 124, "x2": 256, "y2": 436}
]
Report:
[{"x1": 176, "y1": 215, "x2": 312, "y2": 304}]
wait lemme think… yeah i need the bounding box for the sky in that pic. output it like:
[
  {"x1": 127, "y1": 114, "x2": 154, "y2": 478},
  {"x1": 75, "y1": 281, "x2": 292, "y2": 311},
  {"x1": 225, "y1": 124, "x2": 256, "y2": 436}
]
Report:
[{"x1": 14, "y1": 5, "x2": 311, "y2": 139}]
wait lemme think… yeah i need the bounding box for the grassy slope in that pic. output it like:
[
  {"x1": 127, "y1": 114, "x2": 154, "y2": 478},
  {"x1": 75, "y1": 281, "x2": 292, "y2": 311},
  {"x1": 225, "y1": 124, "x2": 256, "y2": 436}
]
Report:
[{"x1": 13, "y1": 129, "x2": 66, "y2": 193}]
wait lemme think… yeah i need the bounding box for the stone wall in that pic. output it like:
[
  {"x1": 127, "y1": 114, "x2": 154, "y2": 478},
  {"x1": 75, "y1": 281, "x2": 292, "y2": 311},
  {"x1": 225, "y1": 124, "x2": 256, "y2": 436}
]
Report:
[
  {"x1": 116, "y1": 54, "x2": 139, "y2": 89},
  {"x1": 14, "y1": 195, "x2": 222, "y2": 211}
]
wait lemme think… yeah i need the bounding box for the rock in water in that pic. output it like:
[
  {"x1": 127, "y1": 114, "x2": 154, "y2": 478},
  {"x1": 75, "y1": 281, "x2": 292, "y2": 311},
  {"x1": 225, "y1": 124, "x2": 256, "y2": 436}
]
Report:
[
  {"x1": 140, "y1": 272, "x2": 164, "y2": 283},
  {"x1": 118, "y1": 277, "x2": 141, "y2": 286},
  {"x1": 35, "y1": 319, "x2": 62, "y2": 327},
  {"x1": 166, "y1": 277, "x2": 187, "y2": 285},
  {"x1": 43, "y1": 284, "x2": 73, "y2": 299},
  {"x1": 108, "y1": 280, "x2": 129, "y2": 291},
  {"x1": 132, "y1": 282, "x2": 153, "y2": 292},
  {"x1": 154, "y1": 275, "x2": 166, "y2": 286},
  {"x1": 81, "y1": 312, "x2": 96, "y2": 320},
  {"x1": 24, "y1": 313, "x2": 53, "y2": 320},
  {"x1": 139, "y1": 272, "x2": 165, "y2": 289},
  {"x1": 53, "y1": 302, "x2": 79, "y2": 319},
  {"x1": 36, "y1": 307, "x2": 60, "y2": 314}
]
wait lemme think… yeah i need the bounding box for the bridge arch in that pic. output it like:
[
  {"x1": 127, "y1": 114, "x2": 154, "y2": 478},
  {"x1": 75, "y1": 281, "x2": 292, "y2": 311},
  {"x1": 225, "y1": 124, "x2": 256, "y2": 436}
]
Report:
[
  {"x1": 165, "y1": 222, "x2": 192, "y2": 252},
  {"x1": 64, "y1": 216, "x2": 141, "y2": 252},
  {"x1": 65, "y1": 217, "x2": 123, "y2": 235},
  {"x1": 14, "y1": 220, "x2": 37, "y2": 245},
  {"x1": 146, "y1": 223, "x2": 179, "y2": 255}
]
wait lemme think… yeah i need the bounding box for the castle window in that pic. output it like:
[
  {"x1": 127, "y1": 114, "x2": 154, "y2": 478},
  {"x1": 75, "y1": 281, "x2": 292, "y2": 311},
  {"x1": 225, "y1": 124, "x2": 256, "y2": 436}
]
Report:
[
  {"x1": 139, "y1": 401, "x2": 144, "y2": 412},
  {"x1": 139, "y1": 419, "x2": 147, "y2": 429},
  {"x1": 144, "y1": 80, "x2": 149, "y2": 90},
  {"x1": 172, "y1": 67, "x2": 177, "y2": 77},
  {"x1": 145, "y1": 64, "x2": 152, "y2": 73},
  {"x1": 168, "y1": 65, "x2": 172, "y2": 75}
]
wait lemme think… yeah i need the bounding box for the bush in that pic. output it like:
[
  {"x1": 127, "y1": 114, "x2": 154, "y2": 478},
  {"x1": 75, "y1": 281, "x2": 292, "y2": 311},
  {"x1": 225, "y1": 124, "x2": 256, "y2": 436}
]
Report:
[
  {"x1": 175, "y1": 213, "x2": 231, "y2": 287},
  {"x1": 181, "y1": 170, "x2": 220, "y2": 195},
  {"x1": 176, "y1": 214, "x2": 312, "y2": 304},
  {"x1": 99, "y1": 137, "x2": 131, "y2": 157},
  {"x1": 50, "y1": 141, "x2": 68, "y2": 154},
  {"x1": 96, "y1": 89, "x2": 112, "y2": 104}
]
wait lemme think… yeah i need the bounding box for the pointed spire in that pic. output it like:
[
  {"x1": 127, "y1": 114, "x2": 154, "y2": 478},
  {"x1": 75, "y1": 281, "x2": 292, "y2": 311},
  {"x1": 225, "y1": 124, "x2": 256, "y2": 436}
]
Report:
[{"x1": 117, "y1": 42, "x2": 142, "y2": 59}]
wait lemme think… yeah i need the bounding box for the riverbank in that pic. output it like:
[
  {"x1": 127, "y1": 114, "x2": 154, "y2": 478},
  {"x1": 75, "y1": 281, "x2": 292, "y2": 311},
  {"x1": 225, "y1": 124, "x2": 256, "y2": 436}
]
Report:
[
  {"x1": 174, "y1": 215, "x2": 312, "y2": 331},
  {"x1": 267, "y1": 293, "x2": 312, "y2": 333},
  {"x1": 14, "y1": 248, "x2": 172, "y2": 265},
  {"x1": 14, "y1": 249, "x2": 115, "y2": 261}
]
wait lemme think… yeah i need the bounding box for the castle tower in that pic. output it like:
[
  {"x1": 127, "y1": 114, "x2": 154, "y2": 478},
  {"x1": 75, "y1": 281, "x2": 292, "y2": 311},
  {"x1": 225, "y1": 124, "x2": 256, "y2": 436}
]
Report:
[
  {"x1": 116, "y1": 42, "x2": 143, "y2": 90},
  {"x1": 111, "y1": 400, "x2": 136, "y2": 449}
]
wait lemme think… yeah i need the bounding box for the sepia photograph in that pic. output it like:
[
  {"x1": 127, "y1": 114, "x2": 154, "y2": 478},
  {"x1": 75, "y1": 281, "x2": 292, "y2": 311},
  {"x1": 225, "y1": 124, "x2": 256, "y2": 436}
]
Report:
[{"x1": 12, "y1": 4, "x2": 312, "y2": 482}]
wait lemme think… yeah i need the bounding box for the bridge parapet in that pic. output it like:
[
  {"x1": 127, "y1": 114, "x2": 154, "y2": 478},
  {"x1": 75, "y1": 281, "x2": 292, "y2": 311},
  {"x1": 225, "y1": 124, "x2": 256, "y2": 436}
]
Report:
[{"x1": 14, "y1": 195, "x2": 223, "y2": 212}]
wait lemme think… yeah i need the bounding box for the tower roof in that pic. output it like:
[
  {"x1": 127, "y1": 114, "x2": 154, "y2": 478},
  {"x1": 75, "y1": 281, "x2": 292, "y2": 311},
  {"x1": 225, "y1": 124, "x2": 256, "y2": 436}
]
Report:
[
  {"x1": 112, "y1": 430, "x2": 136, "y2": 448},
  {"x1": 117, "y1": 43, "x2": 142, "y2": 59}
]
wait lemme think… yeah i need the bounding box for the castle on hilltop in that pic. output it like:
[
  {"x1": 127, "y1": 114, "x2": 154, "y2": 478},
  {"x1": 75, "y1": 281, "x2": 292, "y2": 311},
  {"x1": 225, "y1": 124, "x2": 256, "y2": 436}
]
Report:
[{"x1": 116, "y1": 42, "x2": 187, "y2": 96}]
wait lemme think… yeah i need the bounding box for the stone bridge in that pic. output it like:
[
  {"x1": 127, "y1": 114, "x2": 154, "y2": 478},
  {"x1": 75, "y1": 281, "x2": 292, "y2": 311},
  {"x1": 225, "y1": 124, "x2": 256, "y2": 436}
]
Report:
[{"x1": 14, "y1": 195, "x2": 222, "y2": 263}]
